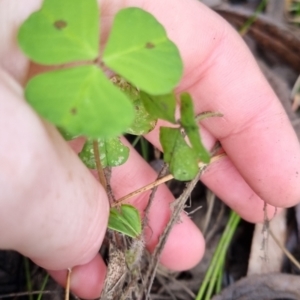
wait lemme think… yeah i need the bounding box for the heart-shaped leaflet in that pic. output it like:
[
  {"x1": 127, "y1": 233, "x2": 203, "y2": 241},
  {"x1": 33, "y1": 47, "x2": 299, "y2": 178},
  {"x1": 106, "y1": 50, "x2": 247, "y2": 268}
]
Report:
[
  {"x1": 103, "y1": 8, "x2": 183, "y2": 95},
  {"x1": 18, "y1": 0, "x2": 99, "y2": 65}
]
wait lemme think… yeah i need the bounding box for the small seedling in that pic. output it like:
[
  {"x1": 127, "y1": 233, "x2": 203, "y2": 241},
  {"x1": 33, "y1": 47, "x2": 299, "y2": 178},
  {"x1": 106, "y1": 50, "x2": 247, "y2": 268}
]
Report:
[
  {"x1": 108, "y1": 204, "x2": 142, "y2": 238},
  {"x1": 18, "y1": 0, "x2": 216, "y2": 238}
]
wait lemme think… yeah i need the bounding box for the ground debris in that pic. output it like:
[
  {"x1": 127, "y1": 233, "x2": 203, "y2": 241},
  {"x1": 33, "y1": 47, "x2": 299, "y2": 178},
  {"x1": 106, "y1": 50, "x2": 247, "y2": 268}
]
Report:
[
  {"x1": 212, "y1": 273, "x2": 300, "y2": 300},
  {"x1": 100, "y1": 242, "x2": 126, "y2": 300}
]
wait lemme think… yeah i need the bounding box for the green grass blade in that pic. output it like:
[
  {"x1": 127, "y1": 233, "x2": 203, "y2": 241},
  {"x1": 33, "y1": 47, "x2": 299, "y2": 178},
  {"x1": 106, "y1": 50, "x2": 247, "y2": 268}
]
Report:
[
  {"x1": 216, "y1": 258, "x2": 224, "y2": 294},
  {"x1": 37, "y1": 273, "x2": 49, "y2": 300},
  {"x1": 23, "y1": 257, "x2": 33, "y2": 300},
  {"x1": 239, "y1": 0, "x2": 268, "y2": 35},
  {"x1": 140, "y1": 137, "x2": 149, "y2": 161},
  {"x1": 131, "y1": 135, "x2": 141, "y2": 148},
  {"x1": 196, "y1": 210, "x2": 241, "y2": 300}
]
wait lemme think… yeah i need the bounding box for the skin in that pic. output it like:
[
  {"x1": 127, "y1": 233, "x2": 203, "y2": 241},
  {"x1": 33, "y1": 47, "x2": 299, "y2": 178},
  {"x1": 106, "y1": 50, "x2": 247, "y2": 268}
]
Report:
[{"x1": 0, "y1": 0, "x2": 300, "y2": 298}]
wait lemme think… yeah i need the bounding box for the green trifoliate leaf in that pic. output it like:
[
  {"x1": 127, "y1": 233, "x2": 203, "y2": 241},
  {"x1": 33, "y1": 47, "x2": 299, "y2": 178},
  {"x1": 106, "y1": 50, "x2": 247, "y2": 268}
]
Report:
[
  {"x1": 108, "y1": 204, "x2": 142, "y2": 238},
  {"x1": 25, "y1": 65, "x2": 134, "y2": 138},
  {"x1": 103, "y1": 7, "x2": 183, "y2": 94},
  {"x1": 140, "y1": 92, "x2": 177, "y2": 124},
  {"x1": 18, "y1": 0, "x2": 99, "y2": 65},
  {"x1": 160, "y1": 127, "x2": 199, "y2": 181},
  {"x1": 111, "y1": 76, "x2": 157, "y2": 135},
  {"x1": 79, "y1": 137, "x2": 129, "y2": 169},
  {"x1": 180, "y1": 93, "x2": 210, "y2": 163}
]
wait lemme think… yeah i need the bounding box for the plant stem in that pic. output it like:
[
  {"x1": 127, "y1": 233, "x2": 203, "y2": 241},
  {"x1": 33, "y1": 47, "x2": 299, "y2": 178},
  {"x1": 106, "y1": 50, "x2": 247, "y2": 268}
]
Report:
[
  {"x1": 196, "y1": 211, "x2": 240, "y2": 300},
  {"x1": 140, "y1": 137, "x2": 149, "y2": 161},
  {"x1": 0, "y1": 291, "x2": 52, "y2": 298},
  {"x1": 65, "y1": 268, "x2": 72, "y2": 300},
  {"x1": 143, "y1": 163, "x2": 169, "y2": 229},
  {"x1": 113, "y1": 154, "x2": 226, "y2": 206},
  {"x1": 239, "y1": 0, "x2": 268, "y2": 36},
  {"x1": 216, "y1": 259, "x2": 224, "y2": 294},
  {"x1": 132, "y1": 135, "x2": 141, "y2": 148},
  {"x1": 113, "y1": 173, "x2": 174, "y2": 206},
  {"x1": 144, "y1": 167, "x2": 206, "y2": 299},
  {"x1": 93, "y1": 140, "x2": 107, "y2": 192},
  {"x1": 23, "y1": 257, "x2": 33, "y2": 300},
  {"x1": 269, "y1": 229, "x2": 300, "y2": 271},
  {"x1": 195, "y1": 111, "x2": 223, "y2": 122},
  {"x1": 37, "y1": 273, "x2": 49, "y2": 300}
]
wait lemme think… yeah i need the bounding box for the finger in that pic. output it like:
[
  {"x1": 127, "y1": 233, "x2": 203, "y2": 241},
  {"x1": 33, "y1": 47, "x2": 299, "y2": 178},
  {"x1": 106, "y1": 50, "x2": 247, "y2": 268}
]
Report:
[
  {"x1": 0, "y1": 70, "x2": 109, "y2": 270},
  {"x1": 140, "y1": 0, "x2": 300, "y2": 208},
  {"x1": 0, "y1": 0, "x2": 41, "y2": 82},
  {"x1": 202, "y1": 156, "x2": 278, "y2": 222}
]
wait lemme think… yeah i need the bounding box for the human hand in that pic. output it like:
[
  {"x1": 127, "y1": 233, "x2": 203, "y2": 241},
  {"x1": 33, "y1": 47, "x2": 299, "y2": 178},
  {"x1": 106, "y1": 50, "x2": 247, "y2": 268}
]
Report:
[{"x1": 0, "y1": 0, "x2": 299, "y2": 299}]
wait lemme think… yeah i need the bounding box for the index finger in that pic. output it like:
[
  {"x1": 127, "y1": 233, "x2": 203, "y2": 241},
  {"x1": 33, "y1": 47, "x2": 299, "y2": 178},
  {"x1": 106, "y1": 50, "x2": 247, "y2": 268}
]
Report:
[{"x1": 142, "y1": 0, "x2": 300, "y2": 209}]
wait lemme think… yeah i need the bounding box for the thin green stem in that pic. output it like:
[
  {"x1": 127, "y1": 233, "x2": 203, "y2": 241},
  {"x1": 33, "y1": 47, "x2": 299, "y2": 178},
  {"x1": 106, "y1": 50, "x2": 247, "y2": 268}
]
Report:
[
  {"x1": 132, "y1": 135, "x2": 141, "y2": 148},
  {"x1": 140, "y1": 137, "x2": 149, "y2": 161},
  {"x1": 37, "y1": 273, "x2": 49, "y2": 300},
  {"x1": 196, "y1": 211, "x2": 240, "y2": 300},
  {"x1": 23, "y1": 257, "x2": 33, "y2": 300},
  {"x1": 205, "y1": 212, "x2": 240, "y2": 299},
  {"x1": 216, "y1": 258, "x2": 224, "y2": 294},
  {"x1": 239, "y1": 0, "x2": 268, "y2": 35}
]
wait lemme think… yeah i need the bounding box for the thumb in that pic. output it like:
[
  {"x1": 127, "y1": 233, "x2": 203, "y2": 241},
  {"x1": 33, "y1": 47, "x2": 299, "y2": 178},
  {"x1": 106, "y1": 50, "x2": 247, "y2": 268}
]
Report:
[{"x1": 0, "y1": 69, "x2": 109, "y2": 270}]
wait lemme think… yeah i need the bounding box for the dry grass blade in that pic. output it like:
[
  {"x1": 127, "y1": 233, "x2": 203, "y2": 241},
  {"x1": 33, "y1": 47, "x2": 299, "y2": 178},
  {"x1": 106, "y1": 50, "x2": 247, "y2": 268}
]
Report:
[
  {"x1": 113, "y1": 174, "x2": 174, "y2": 206},
  {"x1": 101, "y1": 242, "x2": 126, "y2": 300},
  {"x1": 114, "y1": 154, "x2": 226, "y2": 206},
  {"x1": 247, "y1": 209, "x2": 286, "y2": 275},
  {"x1": 202, "y1": 189, "x2": 215, "y2": 235},
  {"x1": 143, "y1": 163, "x2": 169, "y2": 228},
  {"x1": 205, "y1": 202, "x2": 225, "y2": 244},
  {"x1": 0, "y1": 291, "x2": 52, "y2": 299},
  {"x1": 65, "y1": 268, "x2": 71, "y2": 300},
  {"x1": 269, "y1": 228, "x2": 300, "y2": 271},
  {"x1": 143, "y1": 166, "x2": 206, "y2": 299}
]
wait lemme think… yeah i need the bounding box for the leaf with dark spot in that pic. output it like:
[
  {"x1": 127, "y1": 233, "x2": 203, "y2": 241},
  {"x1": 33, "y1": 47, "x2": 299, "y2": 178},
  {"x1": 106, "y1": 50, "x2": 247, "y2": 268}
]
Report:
[
  {"x1": 103, "y1": 7, "x2": 183, "y2": 94},
  {"x1": 70, "y1": 107, "x2": 77, "y2": 115},
  {"x1": 25, "y1": 65, "x2": 134, "y2": 138},
  {"x1": 145, "y1": 42, "x2": 155, "y2": 49},
  {"x1": 54, "y1": 20, "x2": 67, "y2": 30},
  {"x1": 18, "y1": 0, "x2": 99, "y2": 64}
]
